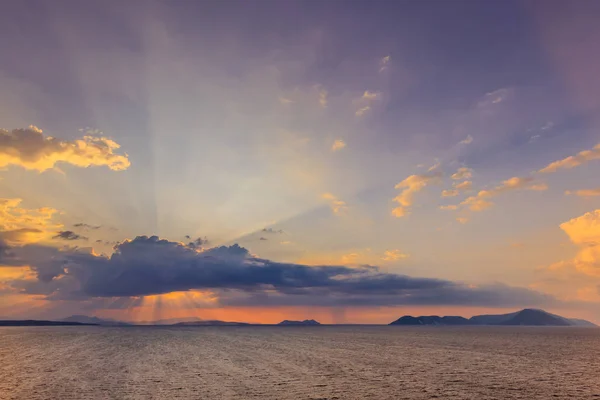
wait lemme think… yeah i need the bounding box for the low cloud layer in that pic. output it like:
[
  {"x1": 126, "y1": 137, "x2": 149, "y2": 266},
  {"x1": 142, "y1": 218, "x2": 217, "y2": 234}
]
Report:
[
  {"x1": 1, "y1": 235, "x2": 559, "y2": 308},
  {"x1": 0, "y1": 126, "x2": 130, "y2": 172}
]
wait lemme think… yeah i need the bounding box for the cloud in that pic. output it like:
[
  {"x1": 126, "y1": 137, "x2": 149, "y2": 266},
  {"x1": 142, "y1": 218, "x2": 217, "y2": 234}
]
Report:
[
  {"x1": 382, "y1": 249, "x2": 409, "y2": 262},
  {"x1": 441, "y1": 180, "x2": 472, "y2": 198},
  {"x1": 0, "y1": 198, "x2": 60, "y2": 244},
  {"x1": 379, "y1": 55, "x2": 391, "y2": 73},
  {"x1": 566, "y1": 188, "x2": 600, "y2": 197},
  {"x1": 451, "y1": 167, "x2": 472, "y2": 180},
  {"x1": 0, "y1": 126, "x2": 130, "y2": 172},
  {"x1": 442, "y1": 189, "x2": 459, "y2": 198},
  {"x1": 476, "y1": 88, "x2": 511, "y2": 108},
  {"x1": 361, "y1": 91, "x2": 380, "y2": 101},
  {"x1": 440, "y1": 205, "x2": 458, "y2": 211},
  {"x1": 278, "y1": 97, "x2": 294, "y2": 105},
  {"x1": 459, "y1": 135, "x2": 473, "y2": 145},
  {"x1": 331, "y1": 139, "x2": 346, "y2": 152},
  {"x1": 53, "y1": 231, "x2": 88, "y2": 241},
  {"x1": 538, "y1": 143, "x2": 600, "y2": 173},
  {"x1": 2, "y1": 235, "x2": 559, "y2": 308},
  {"x1": 454, "y1": 181, "x2": 472, "y2": 191},
  {"x1": 262, "y1": 228, "x2": 284, "y2": 234},
  {"x1": 355, "y1": 106, "x2": 371, "y2": 116},
  {"x1": 392, "y1": 172, "x2": 441, "y2": 217},
  {"x1": 549, "y1": 210, "x2": 600, "y2": 277},
  {"x1": 459, "y1": 176, "x2": 546, "y2": 212},
  {"x1": 322, "y1": 193, "x2": 348, "y2": 215},
  {"x1": 354, "y1": 91, "x2": 381, "y2": 116},
  {"x1": 73, "y1": 223, "x2": 101, "y2": 230}
]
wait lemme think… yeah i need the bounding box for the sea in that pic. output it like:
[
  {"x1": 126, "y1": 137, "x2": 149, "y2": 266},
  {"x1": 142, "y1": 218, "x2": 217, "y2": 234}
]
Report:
[{"x1": 1, "y1": 326, "x2": 599, "y2": 399}]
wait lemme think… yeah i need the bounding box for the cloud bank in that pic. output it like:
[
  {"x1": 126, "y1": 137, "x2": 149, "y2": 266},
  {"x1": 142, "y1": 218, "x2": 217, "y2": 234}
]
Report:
[{"x1": 1, "y1": 235, "x2": 559, "y2": 308}]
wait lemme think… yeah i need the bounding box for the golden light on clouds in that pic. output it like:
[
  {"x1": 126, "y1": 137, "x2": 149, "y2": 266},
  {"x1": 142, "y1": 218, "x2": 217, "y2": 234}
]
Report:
[
  {"x1": 381, "y1": 249, "x2": 408, "y2": 262},
  {"x1": 392, "y1": 172, "x2": 441, "y2": 217},
  {"x1": 551, "y1": 209, "x2": 600, "y2": 277},
  {"x1": 539, "y1": 143, "x2": 600, "y2": 173},
  {"x1": 566, "y1": 188, "x2": 600, "y2": 197},
  {"x1": 451, "y1": 167, "x2": 473, "y2": 180},
  {"x1": 0, "y1": 198, "x2": 60, "y2": 244},
  {"x1": 0, "y1": 126, "x2": 130, "y2": 172}
]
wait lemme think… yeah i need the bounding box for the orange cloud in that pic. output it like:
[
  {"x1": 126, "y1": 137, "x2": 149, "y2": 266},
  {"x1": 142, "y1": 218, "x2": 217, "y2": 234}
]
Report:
[
  {"x1": 459, "y1": 176, "x2": 546, "y2": 212},
  {"x1": 392, "y1": 172, "x2": 441, "y2": 217},
  {"x1": 538, "y1": 143, "x2": 600, "y2": 173},
  {"x1": 566, "y1": 188, "x2": 600, "y2": 197},
  {"x1": 382, "y1": 249, "x2": 409, "y2": 262},
  {"x1": 551, "y1": 209, "x2": 600, "y2": 277},
  {"x1": 0, "y1": 126, "x2": 130, "y2": 172},
  {"x1": 0, "y1": 198, "x2": 61, "y2": 244},
  {"x1": 451, "y1": 167, "x2": 472, "y2": 180},
  {"x1": 322, "y1": 193, "x2": 348, "y2": 215}
]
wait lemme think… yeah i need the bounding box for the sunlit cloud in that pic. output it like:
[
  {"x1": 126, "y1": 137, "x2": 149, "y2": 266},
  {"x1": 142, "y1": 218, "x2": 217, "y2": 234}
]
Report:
[
  {"x1": 331, "y1": 139, "x2": 346, "y2": 152},
  {"x1": 538, "y1": 143, "x2": 600, "y2": 173},
  {"x1": 382, "y1": 249, "x2": 408, "y2": 262},
  {"x1": 440, "y1": 205, "x2": 458, "y2": 211},
  {"x1": 354, "y1": 91, "x2": 381, "y2": 116},
  {"x1": 322, "y1": 193, "x2": 348, "y2": 215},
  {"x1": 0, "y1": 126, "x2": 130, "y2": 172},
  {"x1": 0, "y1": 198, "x2": 60, "y2": 244},
  {"x1": 566, "y1": 188, "x2": 600, "y2": 197},
  {"x1": 392, "y1": 172, "x2": 441, "y2": 217},
  {"x1": 451, "y1": 167, "x2": 473, "y2": 180},
  {"x1": 548, "y1": 210, "x2": 600, "y2": 277},
  {"x1": 459, "y1": 176, "x2": 546, "y2": 213}
]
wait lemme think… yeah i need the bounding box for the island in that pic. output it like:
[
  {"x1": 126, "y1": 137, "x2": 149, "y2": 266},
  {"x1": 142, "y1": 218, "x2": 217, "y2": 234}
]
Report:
[
  {"x1": 389, "y1": 309, "x2": 597, "y2": 327},
  {"x1": 278, "y1": 319, "x2": 321, "y2": 326}
]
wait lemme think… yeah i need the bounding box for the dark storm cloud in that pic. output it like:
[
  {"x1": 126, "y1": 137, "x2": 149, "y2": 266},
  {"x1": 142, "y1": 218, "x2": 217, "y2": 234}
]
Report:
[
  {"x1": 3, "y1": 235, "x2": 558, "y2": 308},
  {"x1": 53, "y1": 231, "x2": 88, "y2": 241}
]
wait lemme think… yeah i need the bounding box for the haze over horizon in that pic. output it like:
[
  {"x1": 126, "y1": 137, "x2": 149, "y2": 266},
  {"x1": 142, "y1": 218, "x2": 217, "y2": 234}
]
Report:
[{"x1": 1, "y1": 0, "x2": 600, "y2": 324}]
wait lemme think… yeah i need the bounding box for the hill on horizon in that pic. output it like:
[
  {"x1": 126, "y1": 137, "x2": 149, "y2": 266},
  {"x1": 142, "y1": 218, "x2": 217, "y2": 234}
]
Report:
[{"x1": 389, "y1": 309, "x2": 597, "y2": 327}]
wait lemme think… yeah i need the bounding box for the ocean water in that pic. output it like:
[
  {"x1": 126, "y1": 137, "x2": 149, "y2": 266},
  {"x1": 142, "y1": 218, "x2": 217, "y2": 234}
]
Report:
[{"x1": 1, "y1": 326, "x2": 599, "y2": 399}]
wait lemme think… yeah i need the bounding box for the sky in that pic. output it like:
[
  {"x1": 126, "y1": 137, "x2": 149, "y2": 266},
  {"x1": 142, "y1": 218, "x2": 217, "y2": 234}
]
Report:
[{"x1": 1, "y1": 0, "x2": 600, "y2": 324}]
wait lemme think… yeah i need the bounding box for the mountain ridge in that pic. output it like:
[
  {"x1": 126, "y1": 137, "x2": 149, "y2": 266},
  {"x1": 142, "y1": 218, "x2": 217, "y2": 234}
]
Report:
[{"x1": 389, "y1": 309, "x2": 597, "y2": 327}]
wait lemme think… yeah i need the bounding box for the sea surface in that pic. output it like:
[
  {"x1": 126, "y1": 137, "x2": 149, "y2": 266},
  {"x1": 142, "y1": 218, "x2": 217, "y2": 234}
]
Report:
[{"x1": 1, "y1": 326, "x2": 599, "y2": 399}]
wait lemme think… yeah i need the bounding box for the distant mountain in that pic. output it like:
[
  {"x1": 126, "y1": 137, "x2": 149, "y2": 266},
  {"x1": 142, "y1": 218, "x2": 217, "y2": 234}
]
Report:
[
  {"x1": 172, "y1": 320, "x2": 251, "y2": 326},
  {"x1": 62, "y1": 315, "x2": 130, "y2": 326},
  {"x1": 569, "y1": 318, "x2": 598, "y2": 327},
  {"x1": 140, "y1": 317, "x2": 204, "y2": 325},
  {"x1": 0, "y1": 320, "x2": 97, "y2": 326},
  {"x1": 278, "y1": 319, "x2": 321, "y2": 326},
  {"x1": 390, "y1": 316, "x2": 469, "y2": 326},
  {"x1": 390, "y1": 309, "x2": 597, "y2": 327}
]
